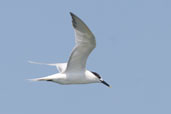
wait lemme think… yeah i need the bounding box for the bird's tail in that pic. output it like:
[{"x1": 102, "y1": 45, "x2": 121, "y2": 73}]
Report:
[
  {"x1": 28, "y1": 60, "x2": 67, "y2": 73},
  {"x1": 28, "y1": 76, "x2": 53, "y2": 82},
  {"x1": 28, "y1": 61, "x2": 59, "y2": 82},
  {"x1": 28, "y1": 78, "x2": 44, "y2": 82},
  {"x1": 28, "y1": 60, "x2": 56, "y2": 66}
]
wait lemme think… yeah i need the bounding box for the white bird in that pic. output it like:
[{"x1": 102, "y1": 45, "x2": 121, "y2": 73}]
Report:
[{"x1": 29, "y1": 12, "x2": 111, "y2": 88}]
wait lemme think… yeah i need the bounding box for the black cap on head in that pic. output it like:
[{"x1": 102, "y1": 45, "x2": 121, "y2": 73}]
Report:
[{"x1": 91, "y1": 71, "x2": 111, "y2": 88}]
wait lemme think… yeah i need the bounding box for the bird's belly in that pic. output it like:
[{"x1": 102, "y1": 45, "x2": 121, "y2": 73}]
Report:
[
  {"x1": 53, "y1": 75, "x2": 96, "y2": 85},
  {"x1": 66, "y1": 78, "x2": 93, "y2": 84}
]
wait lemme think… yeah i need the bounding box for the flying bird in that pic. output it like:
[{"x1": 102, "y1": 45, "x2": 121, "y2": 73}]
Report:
[{"x1": 29, "y1": 12, "x2": 111, "y2": 88}]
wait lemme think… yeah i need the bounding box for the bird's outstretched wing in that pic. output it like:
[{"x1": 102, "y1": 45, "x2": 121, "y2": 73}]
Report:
[{"x1": 65, "y1": 12, "x2": 96, "y2": 72}]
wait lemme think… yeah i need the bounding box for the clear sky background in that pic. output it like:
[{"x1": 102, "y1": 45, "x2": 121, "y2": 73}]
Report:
[{"x1": 0, "y1": 0, "x2": 171, "y2": 114}]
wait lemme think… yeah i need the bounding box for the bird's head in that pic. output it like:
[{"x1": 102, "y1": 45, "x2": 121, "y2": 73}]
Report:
[{"x1": 91, "y1": 71, "x2": 111, "y2": 88}]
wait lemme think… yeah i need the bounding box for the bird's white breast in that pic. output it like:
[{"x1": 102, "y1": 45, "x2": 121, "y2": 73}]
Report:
[{"x1": 53, "y1": 71, "x2": 99, "y2": 84}]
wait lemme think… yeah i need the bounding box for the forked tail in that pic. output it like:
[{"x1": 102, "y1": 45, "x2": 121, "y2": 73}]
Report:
[
  {"x1": 28, "y1": 60, "x2": 67, "y2": 72},
  {"x1": 28, "y1": 60, "x2": 56, "y2": 66},
  {"x1": 28, "y1": 77, "x2": 53, "y2": 82}
]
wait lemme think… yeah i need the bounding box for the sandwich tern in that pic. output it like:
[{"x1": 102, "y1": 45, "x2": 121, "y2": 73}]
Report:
[{"x1": 29, "y1": 12, "x2": 111, "y2": 88}]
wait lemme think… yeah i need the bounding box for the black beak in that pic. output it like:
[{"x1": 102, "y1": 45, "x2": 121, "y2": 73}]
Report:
[{"x1": 100, "y1": 80, "x2": 111, "y2": 88}]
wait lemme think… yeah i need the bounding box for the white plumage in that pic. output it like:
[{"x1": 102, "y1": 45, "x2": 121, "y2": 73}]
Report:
[{"x1": 29, "y1": 12, "x2": 111, "y2": 88}]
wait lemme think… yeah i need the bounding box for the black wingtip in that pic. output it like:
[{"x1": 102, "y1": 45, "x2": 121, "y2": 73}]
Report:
[
  {"x1": 70, "y1": 12, "x2": 74, "y2": 17},
  {"x1": 70, "y1": 12, "x2": 77, "y2": 28}
]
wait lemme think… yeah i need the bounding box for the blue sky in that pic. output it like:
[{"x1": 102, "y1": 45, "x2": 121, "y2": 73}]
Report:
[{"x1": 0, "y1": 0, "x2": 171, "y2": 114}]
